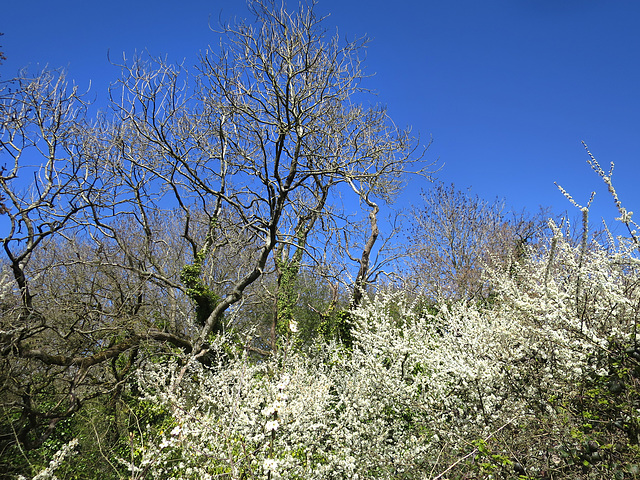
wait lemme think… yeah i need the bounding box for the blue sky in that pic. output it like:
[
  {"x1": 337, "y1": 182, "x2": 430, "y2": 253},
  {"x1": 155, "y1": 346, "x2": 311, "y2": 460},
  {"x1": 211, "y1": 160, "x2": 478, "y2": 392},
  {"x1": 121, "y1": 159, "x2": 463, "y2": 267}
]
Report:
[{"x1": 2, "y1": 0, "x2": 640, "y2": 234}]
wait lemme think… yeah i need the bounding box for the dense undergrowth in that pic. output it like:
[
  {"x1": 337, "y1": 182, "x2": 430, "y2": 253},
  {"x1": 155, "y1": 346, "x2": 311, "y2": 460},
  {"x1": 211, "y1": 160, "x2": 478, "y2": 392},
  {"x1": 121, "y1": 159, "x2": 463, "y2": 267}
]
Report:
[{"x1": 12, "y1": 216, "x2": 640, "y2": 480}]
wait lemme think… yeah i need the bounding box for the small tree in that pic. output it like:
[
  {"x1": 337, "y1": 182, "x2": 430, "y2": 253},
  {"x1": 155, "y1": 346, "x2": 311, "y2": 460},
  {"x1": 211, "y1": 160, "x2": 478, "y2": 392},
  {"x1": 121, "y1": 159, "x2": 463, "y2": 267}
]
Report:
[{"x1": 406, "y1": 182, "x2": 550, "y2": 301}]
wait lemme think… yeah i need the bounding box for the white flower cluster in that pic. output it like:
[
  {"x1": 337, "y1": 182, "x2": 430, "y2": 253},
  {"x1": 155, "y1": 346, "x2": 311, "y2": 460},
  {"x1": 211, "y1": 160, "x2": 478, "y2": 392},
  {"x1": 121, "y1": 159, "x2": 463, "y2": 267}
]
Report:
[{"x1": 18, "y1": 438, "x2": 79, "y2": 480}]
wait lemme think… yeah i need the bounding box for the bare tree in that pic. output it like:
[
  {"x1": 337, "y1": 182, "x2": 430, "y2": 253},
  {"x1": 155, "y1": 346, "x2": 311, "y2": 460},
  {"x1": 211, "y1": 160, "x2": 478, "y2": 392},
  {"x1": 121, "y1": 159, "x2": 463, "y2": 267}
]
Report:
[
  {"x1": 0, "y1": 0, "x2": 430, "y2": 457},
  {"x1": 104, "y1": 0, "x2": 429, "y2": 352},
  {"x1": 0, "y1": 70, "x2": 142, "y2": 450},
  {"x1": 405, "y1": 183, "x2": 550, "y2": 301}
]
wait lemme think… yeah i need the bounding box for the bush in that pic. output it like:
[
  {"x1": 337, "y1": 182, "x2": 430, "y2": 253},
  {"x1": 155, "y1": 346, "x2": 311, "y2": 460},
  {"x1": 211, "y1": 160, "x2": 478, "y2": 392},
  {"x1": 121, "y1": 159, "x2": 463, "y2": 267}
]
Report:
[{"x1": 58, "y1": 220, "x2": 634, "y2": 480}]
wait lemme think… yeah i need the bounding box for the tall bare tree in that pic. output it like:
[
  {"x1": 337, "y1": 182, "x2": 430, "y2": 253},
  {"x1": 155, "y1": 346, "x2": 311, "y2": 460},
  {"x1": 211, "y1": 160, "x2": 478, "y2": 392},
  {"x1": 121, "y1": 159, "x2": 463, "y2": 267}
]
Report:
[
  {"x1": 104, "y1": 0, "x2": 429, "y2": 352},
  {"x1": 0, "y1": 0, "x2": 430, "y2": 458}
]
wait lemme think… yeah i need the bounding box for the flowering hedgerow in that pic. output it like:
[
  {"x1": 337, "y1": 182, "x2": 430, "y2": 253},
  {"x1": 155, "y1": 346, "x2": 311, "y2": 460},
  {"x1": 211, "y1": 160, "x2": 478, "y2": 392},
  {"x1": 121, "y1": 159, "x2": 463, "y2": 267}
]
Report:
[
  {"x1": 92, "y1": 220, "x2": 639, "y2": 480},
  {"x1": 22, "y1": 216, "x2": 640, "y2": 479}
]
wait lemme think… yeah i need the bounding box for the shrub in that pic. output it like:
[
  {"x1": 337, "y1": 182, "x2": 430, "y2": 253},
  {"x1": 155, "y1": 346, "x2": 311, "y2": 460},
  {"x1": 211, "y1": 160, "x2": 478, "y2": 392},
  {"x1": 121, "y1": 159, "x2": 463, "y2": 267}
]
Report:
[{"x1": 70, "y1": 219, "x2": 636, "y2": 480}]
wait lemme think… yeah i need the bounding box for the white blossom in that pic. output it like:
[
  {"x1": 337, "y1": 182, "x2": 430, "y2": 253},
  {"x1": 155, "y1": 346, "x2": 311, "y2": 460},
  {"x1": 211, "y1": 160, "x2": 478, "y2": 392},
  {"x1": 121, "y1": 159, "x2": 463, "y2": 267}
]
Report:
[{"x1": 265, "y1": 419, "x2": 280, "y2": 432}]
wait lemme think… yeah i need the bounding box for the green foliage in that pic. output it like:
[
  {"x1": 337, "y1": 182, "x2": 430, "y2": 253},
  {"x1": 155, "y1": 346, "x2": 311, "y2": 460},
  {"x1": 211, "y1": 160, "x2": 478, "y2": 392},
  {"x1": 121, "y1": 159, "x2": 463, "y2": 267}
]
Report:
[
  {"x1": 276, "y1": 261, "x2": 300, "y2": 335},
  {"x1": 317, "y1": 309, "x2": 354, "y2": 348},
  {"x1": 268, "y1": 269, "x2": 353, "y2": 347},
  {"x1": 468, "y1": 438, "x2": 516, "y2": 478},
  {"x1": 2, "y1": 381, "x2": 178, "y2": 480},
  {"x1": 550, "y1": 336, "x2": 640, "y2": 478},
  {"x1": 180, "y1": 250, "x2": 222, "y2": 331}
]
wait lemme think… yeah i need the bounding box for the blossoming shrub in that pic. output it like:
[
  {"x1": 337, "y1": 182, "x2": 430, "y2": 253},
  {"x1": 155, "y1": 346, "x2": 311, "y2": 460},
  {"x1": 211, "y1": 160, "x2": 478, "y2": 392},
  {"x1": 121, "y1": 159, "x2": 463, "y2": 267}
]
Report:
[
  {"x1": 97, "y1": 221, "x2": 637, "y2": 480},
  {"x1": 23, "y1": 220, "x2": 639, "y2": 479}
]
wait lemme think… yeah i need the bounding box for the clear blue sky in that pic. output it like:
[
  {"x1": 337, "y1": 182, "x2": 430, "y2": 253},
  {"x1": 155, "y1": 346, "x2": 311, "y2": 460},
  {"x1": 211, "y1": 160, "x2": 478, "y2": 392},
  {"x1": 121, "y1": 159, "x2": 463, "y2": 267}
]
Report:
[{"x1": 2, "y1": 0, "x2": 639, "y2": 233}]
